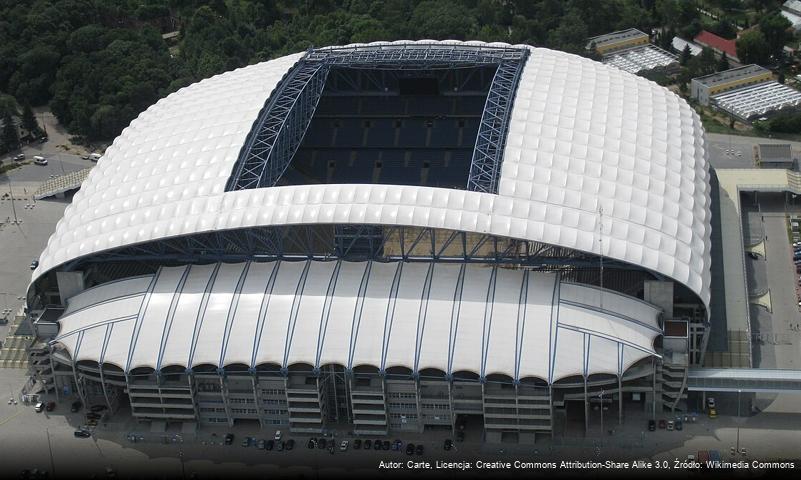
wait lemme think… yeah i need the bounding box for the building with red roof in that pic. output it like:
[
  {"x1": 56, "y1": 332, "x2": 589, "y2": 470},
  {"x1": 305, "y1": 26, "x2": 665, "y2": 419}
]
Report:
[{"x1": 694, "y1": 30, "x2": 739, "y2": 62}]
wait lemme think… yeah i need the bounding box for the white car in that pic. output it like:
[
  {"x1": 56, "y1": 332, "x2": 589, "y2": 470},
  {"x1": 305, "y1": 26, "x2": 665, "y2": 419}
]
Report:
[
  {"x1": 89, "y1": 153, "x2": 101, "y2": 162},
  {"x1": 274, "y1": 430, "x2": 282, "y2": 441},
  {"x1": 340, "y1": 440, "x2": 349, "y2": 451},
  {"x1": 33, "y1": 156, "x2": 47, "y2": 165},
  {"x1": 707, "y1": 397, "x2": 716, "y2": 409},
  {"x1": 13, "y1": 153, "x2": 24, "y2": 161}
]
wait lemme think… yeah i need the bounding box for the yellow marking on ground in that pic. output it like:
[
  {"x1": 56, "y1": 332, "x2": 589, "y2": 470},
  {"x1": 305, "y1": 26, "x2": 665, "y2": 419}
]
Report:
[{"x1": 0, "y1": 409, "x2": 23, "y2": 427}]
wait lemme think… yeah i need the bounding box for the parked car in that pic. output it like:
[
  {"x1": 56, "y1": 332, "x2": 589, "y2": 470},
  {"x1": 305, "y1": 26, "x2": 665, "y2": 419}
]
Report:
[
  {"x1": 33, "y1": 156, "x2": 47, "y2": 165},
  {"x1": 648, "y1": 419, "x2": 656, "y2": 431},
  {"x1": 29, "y1": 259, "x2": 39, "y2": 270},
  {"x1": 374, "y1": 439, "x2": 382, "y2": 450},
  {"x1": 353, "y1": 439, "x2": 362, "y2": 450},
  {"x1": 340, "y1": 440, "x2": 349, "y2": 452},
  {"x1": 286, "y1": 439, "x2": 294, "y2": 450},
  {"x1": 224, "y1": 433, "x2": 234, "y2": 445},
  {"x1": 328, "y1": 444, "x2": 334, "y2": 455},
  {"x1": 90, "y1": 405, "x2": 108, "y2": 412},
  {"x1": 708, "y1": 407, "x2": 717, "y2": 419},
  {"x1": 241, "y1": 437, "x2": 252, "y2": 448},
  {"x1": 393, "y1": 439, "x2": 403, "y2": 451},
  {"x1": 85, "y1": 412, "x2": 101, "y2": 420},
  {"x1": 70, "y1": 400, "x2": 82, "y2": 412},
  {"x1": 34, "y1": 402, "x2": 44, "y2": 413},
  {"x1": 317, "y1": 438, "x2": 327, "y2": 449},
  {"x1": 274, "y1": 430, "x2": 282, "y2": 441},
  {"x1": 74, "y1": 430, "x2": 91, "y2": 438},
  {"x1": 675, "y1": 419, "x2": 683, "y2": 431},
  {"x1": 256, "y1": 439, "x2": 266, "y2": 450},
  {"x1": 382, "y1": 440, "x2": 390, "y2": 450},
  {"x1": 698, "y1": 450, "x2": 710, "y2": 466},
  {"x1": 406, "y1": 443, "x2": 415, "y2": 455},
  {"x1": 364, "y1": 439, "x2": 372, "y2": 450},
  {"x1": 13, "y1": 153, "x2": 24, "y2": 161},
  {"x1": 89, "y1": 153, "x2": 101, "y2": 162},
  {"x1": 707, "y1": 397, "x2": 716, "y2": 410},
  {"x1": 45, "y1": 401, "x2": 55, "y2": 412},
  {"x1": 416, "y1": 444, "x2": 424, "y2": 455},
  {"x1": 307, "y1": 438, "x2": 316, "y2": 449},
  {"x1": 265, "y1": 440, "x2": 274, "y2": 451},
  {"x1": 667, "y1": 420, "x2": 674, "y2": 431},
  {"x1": 276, "y1": 441, "x2": 284, "y2": 452},
  {"x1": 456, "y1": 430, "x2": 465, "y2": 442},
  {"x1": 444, "y1": 439, "x2": 453, "y2": 451},
  {"x1": 658, "y1": 419, "x2": 667, "y2": 429}
]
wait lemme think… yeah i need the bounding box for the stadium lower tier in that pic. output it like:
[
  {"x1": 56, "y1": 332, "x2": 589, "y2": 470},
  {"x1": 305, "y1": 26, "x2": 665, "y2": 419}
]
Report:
[{"x1": 29, "y1": 260, "x2": 688, "y2": 440}]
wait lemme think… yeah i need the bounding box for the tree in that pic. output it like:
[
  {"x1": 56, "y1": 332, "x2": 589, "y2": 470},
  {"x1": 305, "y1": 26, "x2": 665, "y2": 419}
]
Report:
[
  {"x1": 680, "y1": 44, "x2": 691, "y2": 66},
  {"x1": 759, "y1": 12, "x2": 792, "y2": 58},
  {"x1": 717, "y1": 52, "x2": 730, "y2": 72},
  {"x1": 1, "y1": 112, "x2": 20, "y2": 152},
  {"x1": 21, "y1": 103, "x2": 39, "y2": 136},
  {"x1": 736, "y1": 30, "x2": 771, "y2": 65}
]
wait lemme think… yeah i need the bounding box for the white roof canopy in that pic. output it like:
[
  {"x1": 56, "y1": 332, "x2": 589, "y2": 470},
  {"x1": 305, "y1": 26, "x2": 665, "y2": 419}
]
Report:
[
  {"x1": 55, "y1": 261, "x2": 661, "y2": 383},
  {"x1": 30, "y1": 41, "x2": 711, "y2": 315}
]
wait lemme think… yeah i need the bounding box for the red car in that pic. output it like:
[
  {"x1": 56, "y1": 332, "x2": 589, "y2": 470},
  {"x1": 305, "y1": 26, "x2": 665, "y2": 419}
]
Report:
[{"x1": 658, "y1": 419, "x2": 667, "y2": 429}]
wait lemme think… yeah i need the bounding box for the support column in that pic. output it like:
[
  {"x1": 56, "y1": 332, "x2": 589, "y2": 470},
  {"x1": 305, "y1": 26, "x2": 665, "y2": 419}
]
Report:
[
  {"x1": 618, "y1": 375, "x2": 623, "y2": 426},
  {"x1": 187, "y1": 371, "x2": 200, "y2": 420},
  {"x1": 49, "y1": 345, "x2": 60, "y2": 404},
  {"x1": 219, "y1": 374, "x2": 233, "y2": 427},
  {"x1": 447, "y1": 379, "x2": 455, "y2": 437},
  {"x1": 549, "y1": 384, "x2": 554, "y2": 440},
  {"x1": 330, "y1": 365, "x2": 339, "y2": 422},
  {"x1": 414, "y1": 376, "x2": 422, "y2": 433},
  {"x1": 652, "y1": 359, "x2": 657, "y2": 419},
  {"x1": 97, "y1": 366, "x2": 112, "y2": 413},
  {"x1": 251, "y1": 372, "x2": 264, "y2": 429},
  {"x1": 583, "y1": 376, "x2": 589, "y2": 435}
]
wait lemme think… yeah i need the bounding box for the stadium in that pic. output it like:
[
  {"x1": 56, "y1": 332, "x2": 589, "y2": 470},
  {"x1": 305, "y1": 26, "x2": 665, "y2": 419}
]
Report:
[{"x1": 26, "y1": 40, "x2": 711, "y2": 443}]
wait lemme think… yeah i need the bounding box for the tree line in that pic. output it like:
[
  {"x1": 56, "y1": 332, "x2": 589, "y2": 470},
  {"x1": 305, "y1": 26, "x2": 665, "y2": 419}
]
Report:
[{"x1": 0, "y1": 0, "x2": 790, "y2": 144}]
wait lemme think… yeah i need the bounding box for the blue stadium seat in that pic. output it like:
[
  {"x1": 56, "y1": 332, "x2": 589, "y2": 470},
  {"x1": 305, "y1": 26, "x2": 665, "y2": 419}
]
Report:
[
  {"x1": 428, "y1": 119, "x2": 460, "y2": 148},
  {"x1": 398, "y1": 120, "x2": 428, "y2": 148}
]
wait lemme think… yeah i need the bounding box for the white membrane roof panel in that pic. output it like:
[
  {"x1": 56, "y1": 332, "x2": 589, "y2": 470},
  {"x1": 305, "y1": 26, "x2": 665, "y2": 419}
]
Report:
[{"x1": 32, "y1": 41, "x2": 711, "y2": 316}]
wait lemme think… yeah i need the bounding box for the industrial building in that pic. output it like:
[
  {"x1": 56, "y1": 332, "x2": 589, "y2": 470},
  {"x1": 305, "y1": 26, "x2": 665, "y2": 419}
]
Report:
[
  {"x1": 587, "y1": 29, "x2": 678, "y2": 75},
  {"x1": 692, "y1": 65, "x2": 801, "y2": 121},
  {"x1": 25, "y1": 41, "x2": 712, "y2": 443}
]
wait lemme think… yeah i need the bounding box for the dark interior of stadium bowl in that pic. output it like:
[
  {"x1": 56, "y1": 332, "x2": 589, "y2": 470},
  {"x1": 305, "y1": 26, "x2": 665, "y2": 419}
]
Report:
[{"x1": 278, "y1": 66, "x2": 494, "y2": 188}]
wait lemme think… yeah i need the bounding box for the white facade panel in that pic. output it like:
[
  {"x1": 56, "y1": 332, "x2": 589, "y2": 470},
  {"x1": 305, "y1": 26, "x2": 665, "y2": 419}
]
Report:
[
  {"x1": 286, "y1": 261, "x2": 337, "y2": 367},
  {"x1": 253, "y1": 261, "x2": 307, "y2": 367},
  {"x1": 101, "y1": 319, "x2": 137, "y2": 370},
  {"x1": 415, "y1": 263, "x2": 461, "y2": 372},
  {"x1": 552, "y1": 327, "x2": 585, "y2": 381},
  {"x1": 317, "y1": 261, "x2": 366, "y2": 368},
  {"x1": 383, "y1": 263, "x2": 428, "y2": 371},
  {"x1": 128, "y1": 266, "x2": 188, "y2": 370},
  {"x1": 351, "y1": 261, "x2": 397, "y2": 369},
  {"x1": 159, "y1": 263, "x2": 216, "y2": 368},
  {"x1": 73, "y1": 324, "x2": 108, "y2": 364},
  {"x1": 190, "y1": 262, "x2": 247, "y2": 368},
  {"x1": 65, "y1": 275, "x2": 153, "y2": 315},
  {"x1": 483, "y1": 267, "x2": 523, "y2": 378},
  {"x1": 450, "y1": 266, "x2": 492, "y2": 375},
  {"x1": 57, "y1": 295, "x2": 144, "y2": 338},
  {"x1": 222, "y1": 262, "x2": 277, "y2": 367},
  {"x1": 517, "y1": 272, "x2": 557, "y2": 382}
]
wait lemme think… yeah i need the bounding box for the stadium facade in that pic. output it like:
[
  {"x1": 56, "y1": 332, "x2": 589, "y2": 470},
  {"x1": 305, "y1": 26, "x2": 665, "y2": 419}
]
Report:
[{"x1": 27, "y1": 41, "x2": 711, "y2": 442}]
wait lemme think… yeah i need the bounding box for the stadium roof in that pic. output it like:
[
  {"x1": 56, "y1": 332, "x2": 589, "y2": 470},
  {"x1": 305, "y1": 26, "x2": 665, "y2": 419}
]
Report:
[
  {"x1": 53, "y1": 261, "x2": 661, "y2": 381},
  {"x1": 30, "y1": 40, "x2": 712, "y2": 311}
]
